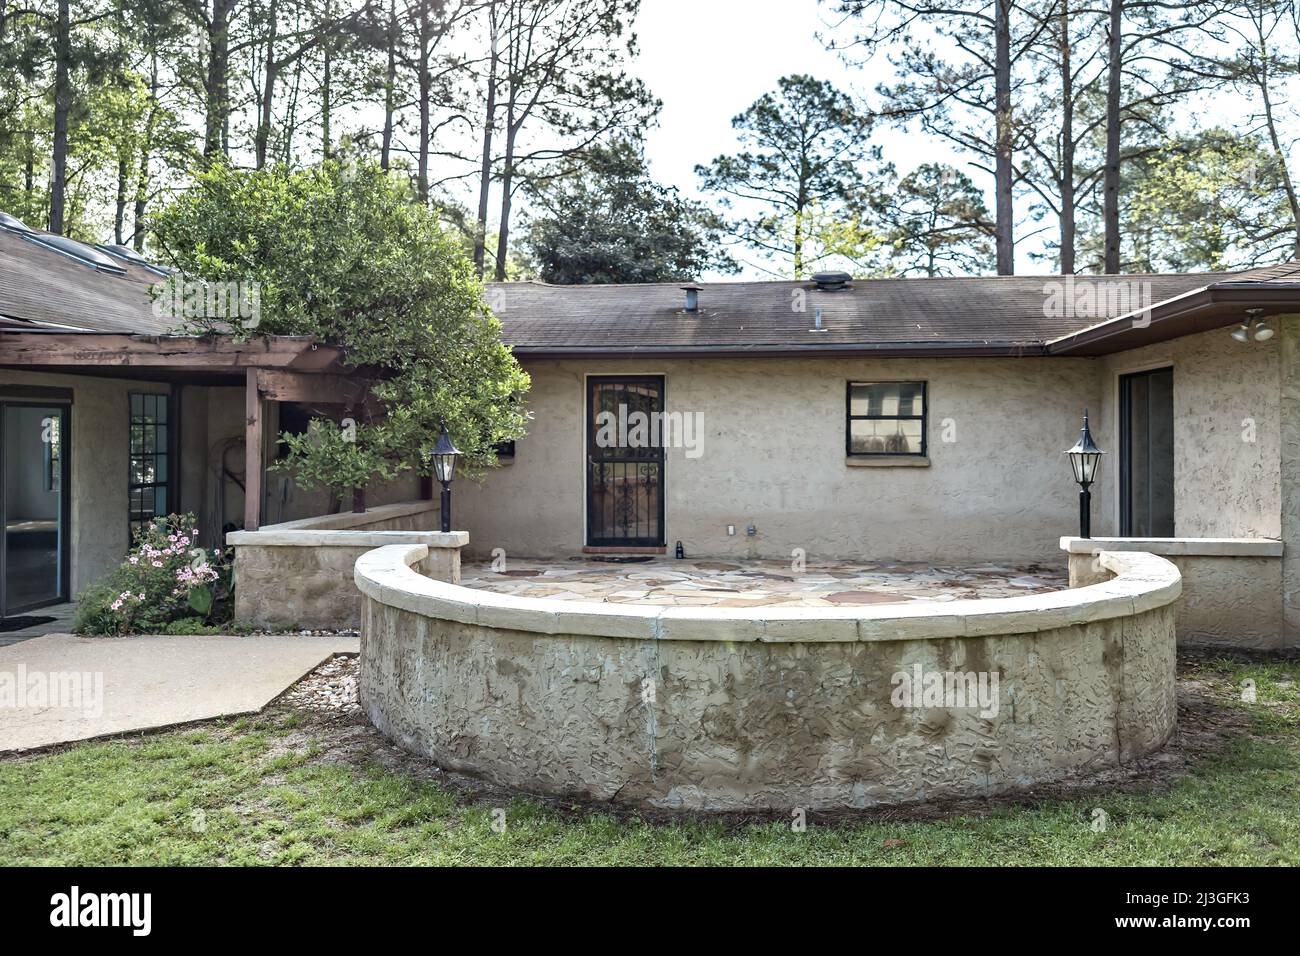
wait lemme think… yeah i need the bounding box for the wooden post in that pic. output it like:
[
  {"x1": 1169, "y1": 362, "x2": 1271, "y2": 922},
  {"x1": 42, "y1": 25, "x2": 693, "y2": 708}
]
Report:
[
  {"x1": 420, "y1": 475, "x2": 434, "y2": 500},
  {"x1": 244, "y1": 368, "x2": 263, "y2": 531}
]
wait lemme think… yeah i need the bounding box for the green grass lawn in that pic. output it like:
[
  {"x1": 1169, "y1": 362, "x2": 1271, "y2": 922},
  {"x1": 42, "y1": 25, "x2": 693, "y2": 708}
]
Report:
[{"x1": 1, "y1": 656, "x2": 1297, "y2": 866}]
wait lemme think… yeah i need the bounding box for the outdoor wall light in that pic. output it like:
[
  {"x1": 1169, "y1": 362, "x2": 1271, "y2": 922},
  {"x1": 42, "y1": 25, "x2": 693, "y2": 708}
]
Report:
[
  {"x1": 1232, "y1": 309, "x2": 1273, "y2": 343},
  {"x1": 1065, "y1": 410, "x2": 1104, "y2": 538},
  {"x1": 430, "y1": 421, "x2": 462, "y2": 534}
]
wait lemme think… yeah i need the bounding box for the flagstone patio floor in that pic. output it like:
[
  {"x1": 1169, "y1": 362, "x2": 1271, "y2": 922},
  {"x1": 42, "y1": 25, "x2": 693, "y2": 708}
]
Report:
[{"x1": 458, "y1": 557, "x2": 1069, "y2": 608}]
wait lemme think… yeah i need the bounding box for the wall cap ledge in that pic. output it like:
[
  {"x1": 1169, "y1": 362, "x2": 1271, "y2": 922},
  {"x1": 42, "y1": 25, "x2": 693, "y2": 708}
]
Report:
[
  {"x1": 1060, "y1": 536, "x2": 1282, "y2": 558},
  {"x1": 356, "y1": 544, "x2": 1181, "y2": 643}
]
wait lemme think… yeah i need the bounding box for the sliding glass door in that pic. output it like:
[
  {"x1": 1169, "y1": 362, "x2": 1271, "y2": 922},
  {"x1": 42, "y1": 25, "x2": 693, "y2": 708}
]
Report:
[
  {"x1": 1119, "y1": 368, "x2": 1174, "y2": 537},
  {"x1": 1, "y1": 402, "x2": 70, "y2": 616}
]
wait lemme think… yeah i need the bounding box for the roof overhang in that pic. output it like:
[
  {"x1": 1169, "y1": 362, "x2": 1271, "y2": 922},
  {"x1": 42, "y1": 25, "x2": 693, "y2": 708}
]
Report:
[{"x1": 1047, "y1": 281, "x2": 1300, "y2": 356}]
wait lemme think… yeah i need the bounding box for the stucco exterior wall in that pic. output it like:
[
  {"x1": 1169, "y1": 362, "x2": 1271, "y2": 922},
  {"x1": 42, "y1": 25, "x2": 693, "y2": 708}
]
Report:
[
  {"x1": 457, "y1": 356, "x2": 1104, "y2": 564},
  {"x1": 1095, "y1": 325, "x2": 1282, "y2": 539}
]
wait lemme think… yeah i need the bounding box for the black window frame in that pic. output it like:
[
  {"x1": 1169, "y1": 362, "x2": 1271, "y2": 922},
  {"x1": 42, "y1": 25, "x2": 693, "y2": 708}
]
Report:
[
  {"x1": 128, "y1": 391, "x2": 175, "y2": 538},
  {"x1": 845, "y1": 381, "x2": 928, "y2": 457}
]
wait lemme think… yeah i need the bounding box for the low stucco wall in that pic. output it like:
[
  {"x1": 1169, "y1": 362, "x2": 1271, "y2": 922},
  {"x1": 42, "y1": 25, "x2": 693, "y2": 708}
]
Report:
[
  {"x1": 357, "y1": 545, "x2": 1179, "y2": 811},
  {"x1": 227, "y1": 500, "x2": 459, "y2": 629},
  {"x1": 1062, "y1": 537, "x2": 1285, "y2": 650}
]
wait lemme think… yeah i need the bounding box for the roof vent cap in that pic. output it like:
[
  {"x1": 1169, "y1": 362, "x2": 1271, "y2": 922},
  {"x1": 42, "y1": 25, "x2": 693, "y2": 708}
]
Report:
[{"x1": 811, "y1": 270, "x2": 852, "y2": 291}]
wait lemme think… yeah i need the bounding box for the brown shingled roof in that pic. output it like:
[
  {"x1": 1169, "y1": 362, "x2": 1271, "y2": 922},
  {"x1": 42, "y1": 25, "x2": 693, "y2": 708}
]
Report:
[
  {"x1": 488, "y1": 262, "x2": 1300, "y2": 356},
  {"x1": 4, "y1": 220, "x2": 1299, "y2": 355},
  {"x1": 0, "y1": 224, "x2": 173, "y2": 334}
]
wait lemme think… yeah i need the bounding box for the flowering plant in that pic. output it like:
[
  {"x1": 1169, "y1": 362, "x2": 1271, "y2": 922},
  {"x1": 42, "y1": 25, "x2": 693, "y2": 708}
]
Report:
[{"x1": 75, "y1": 514, "x2": 233, "y2": 636}]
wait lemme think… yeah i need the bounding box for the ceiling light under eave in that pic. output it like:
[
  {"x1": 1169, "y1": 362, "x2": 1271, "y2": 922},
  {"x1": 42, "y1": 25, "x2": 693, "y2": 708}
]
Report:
[
  {"x1": 1231, "y1": 323, "x2": 1251, "y2": 343},
  {"x1": 1254, "y1": 321, "x2": 1274, "y2": 341}
]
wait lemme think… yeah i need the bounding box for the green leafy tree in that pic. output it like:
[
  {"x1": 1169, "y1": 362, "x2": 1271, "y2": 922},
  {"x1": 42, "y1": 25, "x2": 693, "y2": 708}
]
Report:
[
  {"x1": 151, "y1": 157, "x2": 530, "y2": 503},
  {"x1": 1079, "y1": 129, "x2": 1296, "y2": 272},
  {"x1": 696, "y1": 74, "x2": 879, "y2": 278},
  {"x1": 523, "y1": 139, "x2": 737, "y2": 283}
]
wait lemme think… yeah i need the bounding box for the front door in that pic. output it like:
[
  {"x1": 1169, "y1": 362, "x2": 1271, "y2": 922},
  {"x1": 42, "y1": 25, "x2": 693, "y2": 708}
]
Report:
[
  {"x1": 586, "y1": 376, "x2": 665, "y2": 548},
  {"x1": 1, "y1": 402, "x2": 70, "y2": 616},
  {"x1": 1119, "y1": 367, "x2": 1175, "y2": 536}
]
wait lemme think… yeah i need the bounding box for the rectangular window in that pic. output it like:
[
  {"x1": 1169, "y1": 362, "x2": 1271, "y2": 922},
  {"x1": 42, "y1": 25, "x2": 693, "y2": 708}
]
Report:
[
  {"x1": 129, "y1": 392, "x2": 171, "y2": 536},
  {"x1": 847, "y1": 382, "x2": 926, "y2": 456}
]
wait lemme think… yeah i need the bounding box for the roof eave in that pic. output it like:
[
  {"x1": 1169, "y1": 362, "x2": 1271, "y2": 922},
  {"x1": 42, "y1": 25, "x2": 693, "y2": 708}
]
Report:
[
  {"x1": 508, "y1": 342, "x2": 1051, "y2": 359},
  {"x1": 1048, "y1": 282, "x2": 1300, "y2": 356}
]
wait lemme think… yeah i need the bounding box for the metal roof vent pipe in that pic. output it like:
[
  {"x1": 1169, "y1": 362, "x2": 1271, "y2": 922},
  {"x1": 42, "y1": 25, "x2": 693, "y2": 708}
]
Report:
[{"x1": 681, "y1": 282, "x2": 703, "y2": 313}]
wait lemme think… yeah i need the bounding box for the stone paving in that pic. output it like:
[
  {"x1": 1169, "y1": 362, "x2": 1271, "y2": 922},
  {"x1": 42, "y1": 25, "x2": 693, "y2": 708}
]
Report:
[{"x1": 459, "y1": 557, "x2": 1068, "y2": 608}]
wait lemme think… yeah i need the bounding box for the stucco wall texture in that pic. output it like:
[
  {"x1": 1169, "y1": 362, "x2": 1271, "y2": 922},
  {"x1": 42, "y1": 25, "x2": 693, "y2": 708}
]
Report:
[
  {"x1": 457, "y1": 356, "x2": 1105, "y2": 565},
  {"x1": 358, "y1": 546, "x2": 1179, "y2": 810},
  {"x1": 456, "y1": 334, "x2": 1288, "y2": 566}
]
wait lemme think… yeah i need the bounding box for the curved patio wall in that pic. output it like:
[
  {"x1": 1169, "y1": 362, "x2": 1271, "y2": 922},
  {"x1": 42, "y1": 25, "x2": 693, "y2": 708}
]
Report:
[
  {"x1": 357, "y1": 546, "x2": 1181, "y2": 811},
  {"x1": 1062, "y1": 536, "x2": 1285, "y2": 650}
]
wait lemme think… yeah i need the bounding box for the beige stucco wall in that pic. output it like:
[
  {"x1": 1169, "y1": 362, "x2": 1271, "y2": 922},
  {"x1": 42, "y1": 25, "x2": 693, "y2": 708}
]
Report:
[
  {"x1": 457, "y1": 356, "x2": 1104, "y2": 564},
  {"x1": 1094, "y1": 324, "x2": 1283, "y2": 539}
]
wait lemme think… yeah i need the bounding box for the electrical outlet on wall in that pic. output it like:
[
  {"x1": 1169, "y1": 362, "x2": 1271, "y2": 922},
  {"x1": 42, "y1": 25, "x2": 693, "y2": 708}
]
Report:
[
  {"x1": 746, "y1": 524, "x2": 757, "y2": 536},
  {"x1": 727, "y1": 524, "x2": 735, "y2": 536}
]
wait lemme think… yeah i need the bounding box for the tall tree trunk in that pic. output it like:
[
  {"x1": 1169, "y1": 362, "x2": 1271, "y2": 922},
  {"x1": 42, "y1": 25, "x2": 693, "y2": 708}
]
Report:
[
  {"x1": 1254, "y1": 39, "x2": 1300, "y2": 258},
  {"x1": 133, "y1": 51, "x2": 159, "y2": 251},
  {"x1": 993, "y1": 0, "x2": 1014, "y2": 274},
  {"x1": 416, "y1": 5, "x2": 431, "y2": 202},
  {"x1": 473, "y1": 1, "x2": 499, "y2": 275},
  {"x1": 205, "y1": 0, "x2": 233, "y2": 159},
  {"x1": 380, "y1": 0, "x2": 397, "y2": 170},
  {"x1": 114, "y1": 155, "x2": 128, "y2": 244},
  {"x1": 1058, "y1": 1, "x2": 1075, "y2": 274},
  {"x1": 321, "y1": 0, "x2": 333, "y2": 159},
  {"x1": 1103, "y1": 0, "x2": 1123, "y2": 273},
  {"x1": 494, "y1": 113, "x2": 517, "y2": 281},
  {"x1": 49, "y1": 0, "x2": 70, "y2": 234},
  {"x1": 254, "y1": 0, "x2": 279, "y2": 168}
]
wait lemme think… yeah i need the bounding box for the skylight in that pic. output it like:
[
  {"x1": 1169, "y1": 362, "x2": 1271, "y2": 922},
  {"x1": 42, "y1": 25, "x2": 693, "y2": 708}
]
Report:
[
  {"x1": 0, "y1": 211, "x2": 34, "y2": 234},
  {"x1": 22, "y1": 233, "x2": 127, "y2": 276}
]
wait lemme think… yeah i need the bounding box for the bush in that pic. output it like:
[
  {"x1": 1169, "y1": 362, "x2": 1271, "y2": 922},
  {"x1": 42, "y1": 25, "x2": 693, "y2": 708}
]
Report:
[{"x1": 74, "y1": 514, "x2": 232, "y2": 636}]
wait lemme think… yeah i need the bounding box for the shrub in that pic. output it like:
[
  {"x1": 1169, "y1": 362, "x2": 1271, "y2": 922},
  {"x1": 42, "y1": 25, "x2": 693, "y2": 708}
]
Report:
[{"x1": 74, "y1": 514, "x2": 232, "y2": 636}]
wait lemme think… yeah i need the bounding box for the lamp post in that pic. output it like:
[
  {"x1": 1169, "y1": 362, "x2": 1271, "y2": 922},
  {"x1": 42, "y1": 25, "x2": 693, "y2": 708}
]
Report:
[
  {"x1": 1065, "y1": 410, "x2": 1104, "y2": 538},
  {"x1": 430, "y1": 422, "x2": 462, "y2": 534}
]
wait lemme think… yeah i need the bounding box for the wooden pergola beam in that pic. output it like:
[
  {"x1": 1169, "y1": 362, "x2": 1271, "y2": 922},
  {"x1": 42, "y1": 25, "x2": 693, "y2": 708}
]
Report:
[
  {"x1": 0, "y1": 333, "x2": 345, "y2": 371},
  {"x1": 254, "y1": 369, "x2": 368, "y2": 405}
]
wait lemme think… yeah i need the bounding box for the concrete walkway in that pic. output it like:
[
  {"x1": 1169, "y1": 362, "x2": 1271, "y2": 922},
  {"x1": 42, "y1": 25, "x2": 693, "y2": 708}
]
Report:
[{"x1": 0, "y1": 632, "x2": 358, "y2": 753}]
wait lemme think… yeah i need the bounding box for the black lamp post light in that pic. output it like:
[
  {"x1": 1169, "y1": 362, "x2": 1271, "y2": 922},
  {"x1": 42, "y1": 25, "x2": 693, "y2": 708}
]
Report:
[
  {"x1": 1065, "y1": 410, "x2": 1104, "y2": 538},
  {"x1": 430, "y1": 421, "x2": 462, "y2": 534}
]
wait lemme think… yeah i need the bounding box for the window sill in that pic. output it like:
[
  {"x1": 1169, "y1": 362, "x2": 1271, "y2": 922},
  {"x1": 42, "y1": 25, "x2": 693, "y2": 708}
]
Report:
[{"x1": 845, "y1": 455, "x2": 930, "y2": 468}]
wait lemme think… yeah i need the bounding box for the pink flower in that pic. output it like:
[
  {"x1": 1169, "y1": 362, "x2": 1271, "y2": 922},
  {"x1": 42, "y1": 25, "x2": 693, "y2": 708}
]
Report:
[
  {"x1": 152, "y1": 560, "x2": 163, "y2": 568},
  {"x1": 129, "y1": 556, "x2": 139, "y2": 565}
]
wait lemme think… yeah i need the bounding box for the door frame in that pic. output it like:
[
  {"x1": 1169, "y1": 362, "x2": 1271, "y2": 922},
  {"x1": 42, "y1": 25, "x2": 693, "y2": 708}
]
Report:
[
  {"x1": 583, "y1": 373, "x2": 667, "y2": 549},
  {"x1": 0, "y1": 399, "x2": 72, "y2": 617},
  {"x1": 1117, "y1": 365, "x2": 1175, "y2": 537}
]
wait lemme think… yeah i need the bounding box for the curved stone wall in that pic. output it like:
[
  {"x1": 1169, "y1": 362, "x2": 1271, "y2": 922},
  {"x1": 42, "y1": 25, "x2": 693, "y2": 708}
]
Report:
[{"x1": 357, "y1": 546, "x2": 1180, "y2": 811}]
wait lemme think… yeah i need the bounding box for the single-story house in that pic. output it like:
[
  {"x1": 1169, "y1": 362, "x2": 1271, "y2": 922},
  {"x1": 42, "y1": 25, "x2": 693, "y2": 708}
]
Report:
[{"x1": 3, "y1": 210, "x2": 1300, "y2": 645}]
